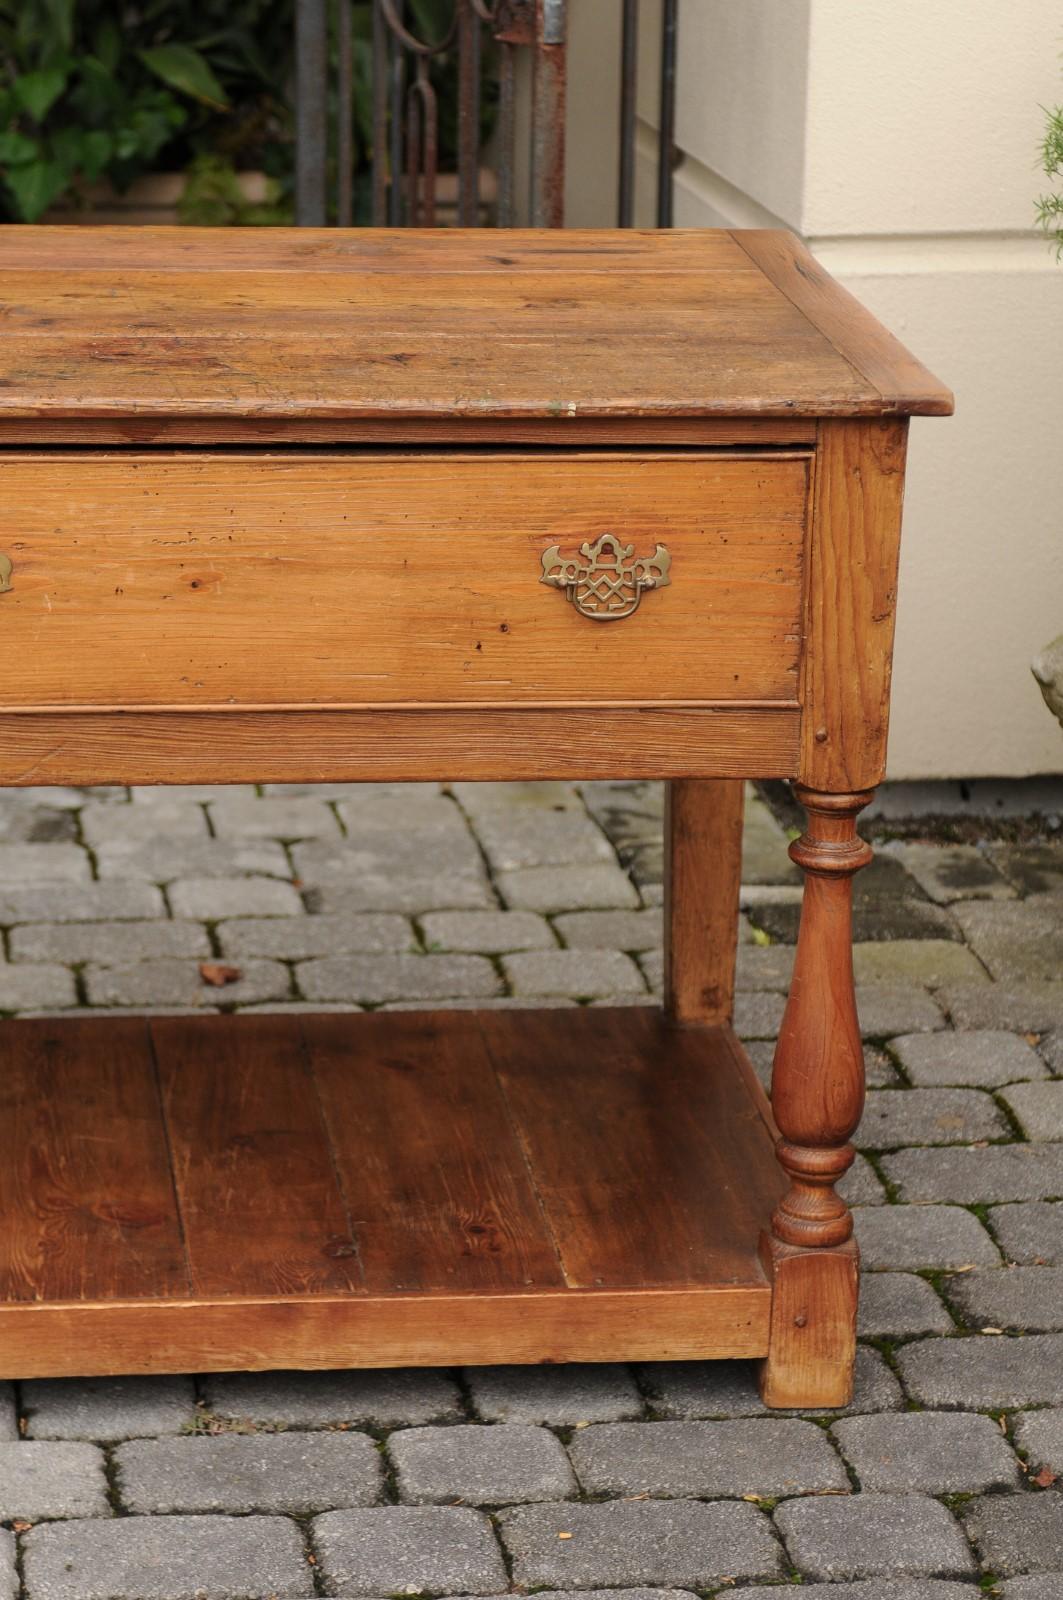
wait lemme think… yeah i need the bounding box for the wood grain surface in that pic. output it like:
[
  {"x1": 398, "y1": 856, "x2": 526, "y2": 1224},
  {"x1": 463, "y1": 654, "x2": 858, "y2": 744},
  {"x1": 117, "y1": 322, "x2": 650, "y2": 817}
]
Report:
[
  {"x1": 0, "y1": 452, "x2": 807, "y2": 710},
  {"x1": 0, "y1": 1008, "x2": 780, "y2": 1375},
  {"x1": 0, "y1": 226, "x2": 953, "y2": 426},
  {"x1": 152, "y1": 1014, "x2": 362, "y2": 1299},
  {"x1": 0, "y1": 705, "x2": 799, "y2": 786},
  {"x1": 0, "y1": 1019, "x2": 188, "y2": 1304},
  {"x1": 664, "y1": 777, "x2": 745, "y2": 1025},
  {"x1": 800, "y1": 419, "x2": 909, "y2": 789}
]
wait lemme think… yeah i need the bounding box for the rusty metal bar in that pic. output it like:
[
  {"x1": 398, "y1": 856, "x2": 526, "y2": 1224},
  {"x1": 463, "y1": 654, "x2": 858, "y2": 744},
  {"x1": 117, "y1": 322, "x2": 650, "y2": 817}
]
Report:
[
  {"x1": 496, "y1": 35, "x2": 516, "y2": 226},
  {"x1": 657, "y1": 0, "x2": 678, "y2": 227},
  {"x1": 336, "y1": 0, "x2": 354, "y2": 226},
  {"x1": 530, "y1": 0, "x2": 566, "y2": 227},
  {"x1": 457, "y1": 1, "x2": 481, "y2": 225},
  {"x1": 295, "y1": 0, "x2": 329, "y2": 225},
  {"x1": 387, "y1": 0, "x2": 406, "y2": 223},
  {"x1": 406, "y1": 58, "x2": 439, "y2": 226},
  {"x1": 618, "y1": 0, "x2": 638, "y2": 227},
  {"x1": 371, "y1": 0, "x2": 389, "y2": 223}
]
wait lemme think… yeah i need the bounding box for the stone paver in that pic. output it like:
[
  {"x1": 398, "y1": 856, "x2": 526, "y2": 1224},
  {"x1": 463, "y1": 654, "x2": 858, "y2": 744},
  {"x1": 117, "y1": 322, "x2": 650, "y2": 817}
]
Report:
[
  {"x1": 85, "y1": 956, "x2": 289, "y2": 1008},
  {"x1": 22, "y1": 1376, "x2": 196, "y2": 1440},
  {"x1": 962, "y1": 1491, "x2": 1063, "y2": 1576},
  {"x1": 1001, "y1": 1079, "x2": 1063, "y2": 1139},
  {"x1": 733, "y1": 989, "x2": 787, "y2": 1037},
  {"x1": 638, "y1": 1347, "x2": 901, "y2": 1419},
  {"x1": 855, "y1": 984, "x2": 946, "y2": 1036},
  {"x1": 945, "y1": 1265, "x2": 1063, "y2": 1331},
  {"x1": 220, "y1": 911, "x2": 413, "y2": 958},
  {"x1": 1003, "y1": 1579, "x2": 1063, "y2": 1600},
  {"x1": 840, "y1": 1152, "x2": 888, "y2": 1206},
  {"x1": 471, "y1": 805, "x2": 615, "y2": 872},
  {"x1": 856, "y1": 1271, "x2": 954, "y2": 1337},
  {"x1": 0, "y1": 1386, "x2": 16, "y2": 1443},
  {"x1": 898, "y1": 1332, "x2": 1063, "y2": 1408},
  {"x1": 95, "y1": 836, "x2": 290, "y2": 882},
  {"x1": 884, "y1": 1143, "x2": 1063, "y2": 1203},
  {"x1": 953, "y1": 895, "x2": 1063, "y2": 984},
  {"x1": 851, "y1": 938, "x2": 989, "y2": 987},
  {"x1": 79, "y1": 799, "x2": 208, "y2": 845},
  {"x1": 1014, "y1": 1408, "x2": 1063, "y2": 1473},
  {"x1": 738, "y1": 1585, "x2": 981, "y2": 1600},
  {"x1": 21, "y1": 1514, "x2": 313, "y2": 1598},
  {"x1": 0, "y1": 844, "x2": 89, "y2": 884},
  {"x1": 0, "y1": 963, "x2": 76, "y2": 1010},
  {"x1": 10, "y1": 919, "x2": 210, "y2": 965},
  {"x1": 208, "y1": 794, "x2": 341, "y2": 839},
  {"x1": 831, "y1": 1411, "x2": 1020, "y2": 1493},
  {"x1": 0, "y1": 1532, "x2": 13, "y2": 1600},
  {"x1": 115, "y1": 1431, "x2": 383, "y2": 1514},
  {"x1": 941, "y1": 982, "x2": 1063, "y2": 1032},
  {"x1": 389, "y1": 1423, "x2": 576, "y2": 1504},
  {"x1": 567, "y1": 1418, "x2": 849, "y2": 1497},
  {"x1": 312, "y1": 1506, "x2": 507, "y2": 1596},
  {"x1": 990, "y1": 1200, "x2": 1063, "y2": 1263},
  {"x1": 0, "y1": 881, "x2": 166, "y2": 923},
  {"x1": 553, "y1": 908, "x2": 664, "y2": 950},
  {"x1": 466, "y1": 1363, "x2": 642, "y2": 1424},
  {"x1": 420, "y1": 908, "x2": 554, "y2": 951},
  {"x1": 987, "y1": 841, "x2": 1063, "y2": 895},
  {"x1": 856, "y1": 1086, "x2": 1007, "y2": 1147},
  {"x1": 887, "y1": 840, "x2": 1016, "y2": 902},
  {"x1": 0, "y1": 1441, "x2": 109, "y2": 1520},
  {"x1": 497, "y1": 862, "x2": 640, "y2": 912},
  {"x1": 891, "y1": 1028, "x2": 1047, "y2": 1086},
  {"x1": 202, "y1": 1368, "x2": 462, "y2": 1428},
  {"x1": 774, "y1": 1493, "x2": 976, "y2": 1581},
  {"x1": 168, "y1": 876, "x2": 304, "y2": 919},
  {"x1": 299, "y1": 952, "x2": 500, "y2": 1003},
  {"x1": 503, "y1": 948, "x2": 645, "y2": 997},
  {"x1": 853, "y1": 1205, "x2": 1000, "y2": 1269},
  {"x1": 498, "y1": 1500, "x2": 784, "y2": 1589}
]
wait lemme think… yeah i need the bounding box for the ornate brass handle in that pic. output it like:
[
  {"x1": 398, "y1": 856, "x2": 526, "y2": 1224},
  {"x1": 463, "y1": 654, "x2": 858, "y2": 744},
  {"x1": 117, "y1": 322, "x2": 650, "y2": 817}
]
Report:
[
  {"x1": 0, "y1": 555, "x2": 11, "y2": 595},
  {"x1": 540, "y1": 533, "x2": 671, "y2": 622}
]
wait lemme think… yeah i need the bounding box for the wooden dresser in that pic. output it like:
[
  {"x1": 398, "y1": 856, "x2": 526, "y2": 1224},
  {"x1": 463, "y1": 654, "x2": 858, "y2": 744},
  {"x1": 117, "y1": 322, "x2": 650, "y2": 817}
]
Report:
[{"x1": 0, "y1": 226, "x2": 950, "y2": 1407}]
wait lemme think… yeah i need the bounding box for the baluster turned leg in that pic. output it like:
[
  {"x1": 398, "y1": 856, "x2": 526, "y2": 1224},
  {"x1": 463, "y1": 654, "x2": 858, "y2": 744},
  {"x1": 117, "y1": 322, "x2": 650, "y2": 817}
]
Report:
[{"x1": 758, "y1": 787, "x2": 873, "y2": 1408}]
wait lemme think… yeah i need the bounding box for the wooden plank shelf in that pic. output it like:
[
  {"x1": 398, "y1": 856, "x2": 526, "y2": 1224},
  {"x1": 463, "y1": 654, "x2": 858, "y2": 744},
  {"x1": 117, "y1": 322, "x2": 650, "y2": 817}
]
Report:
[{"x1": 0, "y1": 1006, "x2": 783, "y2": 1378}]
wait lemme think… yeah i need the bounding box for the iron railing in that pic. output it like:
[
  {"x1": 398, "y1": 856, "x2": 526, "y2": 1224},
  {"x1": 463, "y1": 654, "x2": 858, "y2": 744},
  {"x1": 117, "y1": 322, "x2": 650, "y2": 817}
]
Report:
[{"x1": 295, "y1": 0, "x2": 678, "y2": 229}]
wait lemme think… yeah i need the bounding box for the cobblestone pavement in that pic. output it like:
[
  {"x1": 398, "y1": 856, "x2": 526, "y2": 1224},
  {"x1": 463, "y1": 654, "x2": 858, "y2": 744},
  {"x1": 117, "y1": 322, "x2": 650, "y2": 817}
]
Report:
[{"x1": 1, "y1": 778, "x2": 1062, "y2": 1597}]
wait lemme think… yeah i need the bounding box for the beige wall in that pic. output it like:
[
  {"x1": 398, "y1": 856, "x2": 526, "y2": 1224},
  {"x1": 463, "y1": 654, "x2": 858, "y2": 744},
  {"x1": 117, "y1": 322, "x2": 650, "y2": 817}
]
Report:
[{"x1": 565, "y1": 0, "x2": 1063, "y2": 779}]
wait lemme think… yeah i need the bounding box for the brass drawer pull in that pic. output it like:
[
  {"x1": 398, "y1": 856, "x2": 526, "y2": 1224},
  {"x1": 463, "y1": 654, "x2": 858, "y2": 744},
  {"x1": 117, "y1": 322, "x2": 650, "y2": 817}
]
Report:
[
  {"x1": 0, "y1": 555, "x2": 11, "y2": 594},
  {"x1": 540, "y1": 533, "x2": 671, "y2": 621}
]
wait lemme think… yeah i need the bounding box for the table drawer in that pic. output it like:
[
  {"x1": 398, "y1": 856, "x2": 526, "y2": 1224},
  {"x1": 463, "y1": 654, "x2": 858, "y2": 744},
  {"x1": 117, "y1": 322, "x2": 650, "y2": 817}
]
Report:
[{"x1": 0, "y1": 452, "x2": 807, "y2": 709}]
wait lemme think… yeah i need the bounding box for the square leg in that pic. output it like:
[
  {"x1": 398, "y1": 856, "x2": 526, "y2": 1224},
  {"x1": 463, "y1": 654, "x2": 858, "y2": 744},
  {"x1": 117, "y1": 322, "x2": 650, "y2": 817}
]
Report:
[{"x1": 663, "y1": 777, "x2": 744, "y2": 1025}]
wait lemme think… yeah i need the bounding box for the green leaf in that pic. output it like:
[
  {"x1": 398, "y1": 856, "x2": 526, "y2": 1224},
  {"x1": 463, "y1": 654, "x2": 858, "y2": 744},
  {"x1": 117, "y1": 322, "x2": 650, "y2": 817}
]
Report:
[
  {"x1": 51, "y1": 126, "x2": 113, "y2": 182},
  {"x1": 0, "y1": 129, "x2": 38, "y2": 166},
  {"x1": 79, "y1": 128, "x2": 113, "y2": 181},
  {"x1": 4, "y1": 158, "x2": 68, "y2": 221},
  {"x1": 13, "y1": 65, "x2": 68, "y2": 121},
  {"x1": 140, "y1": 44, "x2": 230, "y2": 110}
]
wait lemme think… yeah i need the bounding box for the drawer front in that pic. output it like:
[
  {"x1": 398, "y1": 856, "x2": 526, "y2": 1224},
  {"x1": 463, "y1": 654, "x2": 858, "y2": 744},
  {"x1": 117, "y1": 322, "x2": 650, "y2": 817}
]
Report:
[{"x1": 0, "y1": 452, "x2": 807, "y2": 709}]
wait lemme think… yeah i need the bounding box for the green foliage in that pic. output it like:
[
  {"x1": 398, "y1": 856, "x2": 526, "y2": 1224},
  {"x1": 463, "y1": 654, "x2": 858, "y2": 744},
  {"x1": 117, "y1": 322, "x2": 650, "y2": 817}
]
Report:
[
  {"x1": 177, "y1": 153, "x2": 287, "y2": 226},
  {"x1": 0, "y1": 0, "x2": 497, "y2": 225},
  {"x1": 1036, "y1": 99, "x2": 1063, "y2": 257},
  {"x1": 0, "y1": 0, "x2": 293, "y2": 221}
]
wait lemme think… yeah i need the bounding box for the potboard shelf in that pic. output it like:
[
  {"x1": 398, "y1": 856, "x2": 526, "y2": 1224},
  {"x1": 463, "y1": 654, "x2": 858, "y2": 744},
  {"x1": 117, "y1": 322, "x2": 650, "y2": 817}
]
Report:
[{"x1": 0, "y1": 1006, "x2": 783, "y2": 1378}]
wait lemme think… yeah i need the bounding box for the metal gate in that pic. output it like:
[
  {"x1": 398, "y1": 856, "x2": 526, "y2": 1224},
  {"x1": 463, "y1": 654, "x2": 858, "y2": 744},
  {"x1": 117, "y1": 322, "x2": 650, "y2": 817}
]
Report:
[{"x1": 295, "y1": 0, "x2": 678, "y2": 228}]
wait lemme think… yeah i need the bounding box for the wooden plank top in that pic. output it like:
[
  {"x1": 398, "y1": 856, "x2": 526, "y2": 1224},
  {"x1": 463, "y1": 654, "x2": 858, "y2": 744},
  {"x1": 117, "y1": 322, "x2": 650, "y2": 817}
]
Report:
[{"x1": 0, "y1": 226, "x2": 952, "y2": 428}]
